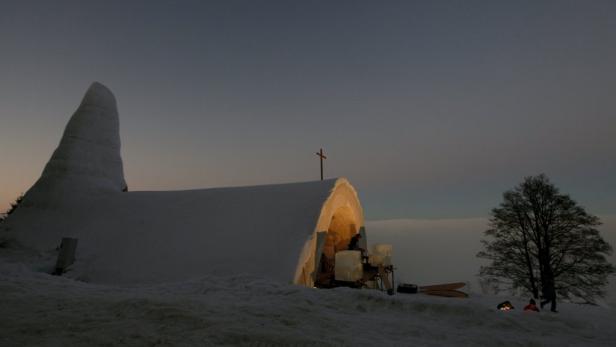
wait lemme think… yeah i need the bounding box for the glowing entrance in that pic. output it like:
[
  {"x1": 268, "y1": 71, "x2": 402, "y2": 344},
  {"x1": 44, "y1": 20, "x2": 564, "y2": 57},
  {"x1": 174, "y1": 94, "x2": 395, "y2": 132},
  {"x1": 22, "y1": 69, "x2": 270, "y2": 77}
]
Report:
[
  {"x1": 315, "y1": 206, "x2": 359, "y2": 287},
  {"x1": 292, "y1": 178, "x2": 364, "y2": 287}
]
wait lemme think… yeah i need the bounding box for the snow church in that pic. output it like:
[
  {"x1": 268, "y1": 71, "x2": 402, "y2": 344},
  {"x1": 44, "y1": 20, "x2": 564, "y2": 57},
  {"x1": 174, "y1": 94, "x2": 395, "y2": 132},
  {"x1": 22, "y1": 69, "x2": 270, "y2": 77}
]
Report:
[{"x1": 5, "y1": 82, "x2": 366, "y2": 287}]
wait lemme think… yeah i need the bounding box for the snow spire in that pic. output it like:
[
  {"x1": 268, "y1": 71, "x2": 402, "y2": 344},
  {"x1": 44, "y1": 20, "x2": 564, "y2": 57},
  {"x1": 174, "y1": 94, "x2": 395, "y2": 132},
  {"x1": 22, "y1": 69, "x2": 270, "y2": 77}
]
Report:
[{"x1": 23, "y1": 82, "x2": 127, "y2": 206}]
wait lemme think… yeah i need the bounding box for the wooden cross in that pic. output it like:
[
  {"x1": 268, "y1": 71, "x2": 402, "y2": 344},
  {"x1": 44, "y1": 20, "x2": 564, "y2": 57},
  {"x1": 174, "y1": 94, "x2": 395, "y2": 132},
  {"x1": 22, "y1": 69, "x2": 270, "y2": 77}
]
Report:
[{"x1": 316, "y1": 148, "x2": 327, "y2": 181}]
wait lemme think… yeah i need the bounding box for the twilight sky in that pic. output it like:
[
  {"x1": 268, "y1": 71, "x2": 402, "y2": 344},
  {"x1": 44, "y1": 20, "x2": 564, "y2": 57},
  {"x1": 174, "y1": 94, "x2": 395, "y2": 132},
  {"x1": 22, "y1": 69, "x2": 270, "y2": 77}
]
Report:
[{"x1": 1, "y1": 1, "x2": 615, "y2": 219}]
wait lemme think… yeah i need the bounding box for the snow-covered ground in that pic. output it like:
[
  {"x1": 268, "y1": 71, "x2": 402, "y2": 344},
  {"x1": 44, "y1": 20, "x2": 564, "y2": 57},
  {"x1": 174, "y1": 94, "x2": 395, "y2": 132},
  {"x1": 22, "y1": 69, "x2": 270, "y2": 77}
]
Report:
[
  {"x1": 2, "y1": 244, "x2": 615, "y2": 346},
  {"x1": 1, "y1": 265, "x2": 615, "y2": 347}
]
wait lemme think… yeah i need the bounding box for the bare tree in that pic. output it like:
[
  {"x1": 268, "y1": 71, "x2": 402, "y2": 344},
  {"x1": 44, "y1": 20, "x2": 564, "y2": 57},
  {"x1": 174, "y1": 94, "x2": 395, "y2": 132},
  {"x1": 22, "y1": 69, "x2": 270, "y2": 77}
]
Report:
[{"x1": 478, "y1": 175, "x2": 614, "y2": 311}]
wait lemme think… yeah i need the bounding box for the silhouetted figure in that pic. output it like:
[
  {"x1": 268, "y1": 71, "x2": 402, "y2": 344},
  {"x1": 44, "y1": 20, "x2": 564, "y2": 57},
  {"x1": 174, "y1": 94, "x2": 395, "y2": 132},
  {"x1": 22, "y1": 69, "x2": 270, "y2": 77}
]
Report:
[
  {"x1": 540, "y1": 280, "x2": 558, "y2": 312},
  {"x1": 348, "y1": 233, "x2": 367, "y2": 261},
  {"x1": 348, "y1": 233, "x2": 363, "y2": 251}
]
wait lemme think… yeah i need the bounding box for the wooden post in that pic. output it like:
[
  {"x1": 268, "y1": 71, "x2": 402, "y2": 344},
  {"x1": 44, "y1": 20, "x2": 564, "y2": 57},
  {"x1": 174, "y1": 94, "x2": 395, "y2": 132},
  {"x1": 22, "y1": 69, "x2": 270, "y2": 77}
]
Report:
[
  {"x1": 53, "y1": 237, "x2": 78, "y2": 275},
  {"x1": 316, "y1": 148, "x2": 327, "y2": 181}
]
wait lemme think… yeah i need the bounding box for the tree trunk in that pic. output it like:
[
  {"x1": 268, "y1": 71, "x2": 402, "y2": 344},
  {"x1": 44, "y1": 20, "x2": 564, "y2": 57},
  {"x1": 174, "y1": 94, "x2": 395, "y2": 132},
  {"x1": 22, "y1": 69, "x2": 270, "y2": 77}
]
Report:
[
  {"x1": 522, "y1": 237, "x2": 538, "y2": 299},
  {"x1": 545, "y1": 266, "x2": 557, "y2": 312},
  {"x1": 539, "y1": 247, "x2": 557, "y2": 312}
]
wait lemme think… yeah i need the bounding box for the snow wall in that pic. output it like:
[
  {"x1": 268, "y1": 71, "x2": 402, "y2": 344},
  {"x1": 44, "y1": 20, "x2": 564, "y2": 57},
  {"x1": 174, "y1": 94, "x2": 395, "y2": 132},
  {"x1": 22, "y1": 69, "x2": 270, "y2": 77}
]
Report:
[{"x1": 4, "y1": 82, "x2": 364, "y2": 286}]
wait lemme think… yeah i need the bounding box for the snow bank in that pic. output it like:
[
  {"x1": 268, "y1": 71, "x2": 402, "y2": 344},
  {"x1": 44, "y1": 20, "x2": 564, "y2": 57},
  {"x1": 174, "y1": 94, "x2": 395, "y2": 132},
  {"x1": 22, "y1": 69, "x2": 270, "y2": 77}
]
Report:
[{"x1": 1, "y1": 260, "x2": 614, "y2": 346}]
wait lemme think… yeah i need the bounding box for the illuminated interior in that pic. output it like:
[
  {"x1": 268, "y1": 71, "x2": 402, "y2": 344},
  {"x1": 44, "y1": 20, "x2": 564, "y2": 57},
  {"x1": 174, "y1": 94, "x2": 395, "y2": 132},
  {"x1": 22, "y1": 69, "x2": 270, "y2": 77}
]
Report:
[
  {"x1": 316, "y1": 206, "x2": 358, "y2": 287},
  {"x1": 293, "y1": 178, "x2": 364, "y2": 287}
]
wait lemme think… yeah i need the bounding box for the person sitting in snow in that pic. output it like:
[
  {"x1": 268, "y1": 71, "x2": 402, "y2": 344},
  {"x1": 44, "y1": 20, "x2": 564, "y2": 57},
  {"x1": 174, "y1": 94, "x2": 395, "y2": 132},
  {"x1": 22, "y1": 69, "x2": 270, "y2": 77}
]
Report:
[
  {"x1": 524, "y1": 299, "x2": 540, "y2": 312},
  {"x1": 496, "y1": 301, "x2": 514, "y2": 310}
]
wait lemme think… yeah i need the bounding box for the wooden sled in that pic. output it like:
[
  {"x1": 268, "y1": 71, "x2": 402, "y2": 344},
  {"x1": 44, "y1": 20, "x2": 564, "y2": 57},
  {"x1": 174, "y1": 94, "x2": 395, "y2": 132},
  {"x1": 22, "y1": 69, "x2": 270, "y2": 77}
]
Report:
[
  {"x1": 419, "y1": 282, "x2": 468, "y2": 298},
  {"x1": 421, "y1": 289, "x2": 468, "y2": 298},
  {"x1": 419, "y1": 282, "x2": 465, "y2": 291}
]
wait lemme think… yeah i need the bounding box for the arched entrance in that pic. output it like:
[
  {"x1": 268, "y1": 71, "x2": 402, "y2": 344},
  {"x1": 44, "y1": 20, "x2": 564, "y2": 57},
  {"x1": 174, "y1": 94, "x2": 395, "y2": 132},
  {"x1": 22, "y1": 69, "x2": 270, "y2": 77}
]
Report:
[
  {"x1": 316, "y1": 206, "x2": 359, "y2": 287},
  {"x1": 293, "y1": 178, "x2": 364, "y2": 287}
]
